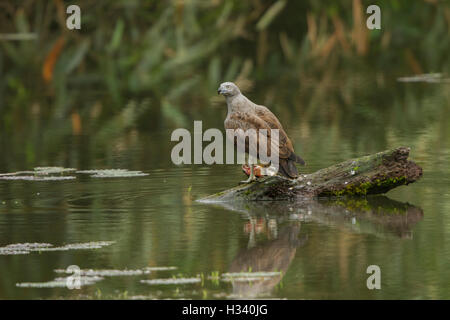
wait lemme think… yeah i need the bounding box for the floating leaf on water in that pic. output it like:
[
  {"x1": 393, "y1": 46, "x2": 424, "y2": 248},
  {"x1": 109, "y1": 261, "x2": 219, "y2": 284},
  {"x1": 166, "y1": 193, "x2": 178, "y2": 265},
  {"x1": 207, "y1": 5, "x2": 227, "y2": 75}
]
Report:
[
  {"x1": 141, "y1": 277, "x2": 201, "y2": 285},
  {"x1": 129, "y1": 295, "x2": 158, "y2": 300},
  {"x1": 221, "y1": 272, "x2": 281, "y2": 278},
  {"x1": 0, "y1": 249, "x2": 30, "y2": 255},
  {"x1": 0, "y1": 167, "x2": 148, "y2": 180},
  {"x1": 220, "y1": 277, "x2": 274, "y2": 282},
  {"x1": 16, "y1": 276, "x2": 103, "y2": 288},
  {"x1": 0, "y1": 171, "x2": 34, "y2": 176},
  {"x1": 0, "y1": 241, "x2": 115, "y2": 255},
  {"x1": 4, "y1": 243, "x2": 53, "y2": 249},
  {"x1": 220, "y1": 271, "x2": 282, "y2": 283},
  {"x1": 37, "y1": 241, "x2": 116, "y2": 252},
  {"x1": 0, "y1": 167, "x2": 77, "y2": 181},
  {"x1": 213, "y1": 292, "x2": 283, "y2": 299},
  {"x1": 0, "y1": 167, "x2": 77, "y2": 177},
  {"x1": 0, "y1": 243, "x2": 53, "y2": 255},
  {"x1": 76, "y1": 169, "x2": 149, "y2": 178},
  {"x1": 34, "y1": 167, "x2": 77, "y2": 174},
  {"x1": 0, "y1": 176, "x2": 76, "y2": 181},
  {"x1": 54, "y1": 267, "x2": 152, "y2": 277},
  {"x1": 145, "y1": 266, "x2": 177, "y2": 271}
]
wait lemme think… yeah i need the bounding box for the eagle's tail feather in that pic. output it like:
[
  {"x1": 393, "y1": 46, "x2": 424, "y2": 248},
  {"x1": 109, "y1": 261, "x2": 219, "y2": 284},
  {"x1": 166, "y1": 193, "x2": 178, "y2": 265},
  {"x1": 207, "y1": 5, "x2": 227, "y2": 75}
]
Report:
[{"x1": 279, "y1": 158, "x2": 299, "y2": 179}]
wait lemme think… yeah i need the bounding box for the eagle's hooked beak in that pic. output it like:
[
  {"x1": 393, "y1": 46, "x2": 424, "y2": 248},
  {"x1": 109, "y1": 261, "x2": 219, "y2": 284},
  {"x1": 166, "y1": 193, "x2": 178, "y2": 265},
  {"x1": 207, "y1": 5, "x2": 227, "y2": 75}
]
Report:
[{"x1": 217, "y1": 88, "x2": 222, "y2": 95}]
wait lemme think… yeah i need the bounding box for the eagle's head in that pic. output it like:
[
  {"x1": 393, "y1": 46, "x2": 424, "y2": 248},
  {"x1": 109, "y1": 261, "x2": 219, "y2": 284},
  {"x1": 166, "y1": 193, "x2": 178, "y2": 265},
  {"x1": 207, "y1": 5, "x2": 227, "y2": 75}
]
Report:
[{"x1": 218, "y1": 82, "x2": 240, "y2": 97}]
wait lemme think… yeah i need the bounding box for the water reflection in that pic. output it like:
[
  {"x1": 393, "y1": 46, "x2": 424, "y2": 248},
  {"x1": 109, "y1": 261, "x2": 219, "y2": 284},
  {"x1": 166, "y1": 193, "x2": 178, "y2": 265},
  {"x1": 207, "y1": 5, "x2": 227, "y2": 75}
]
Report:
[
  {"x1": 208, "y1": 196, "x2": 423, "y2": 298},
  {"x1": 228, "y1": 222, "x2": 307, "y2": 298},
  {"x1": 214, "y1": 196, "x2": 423, "y2": 239}
]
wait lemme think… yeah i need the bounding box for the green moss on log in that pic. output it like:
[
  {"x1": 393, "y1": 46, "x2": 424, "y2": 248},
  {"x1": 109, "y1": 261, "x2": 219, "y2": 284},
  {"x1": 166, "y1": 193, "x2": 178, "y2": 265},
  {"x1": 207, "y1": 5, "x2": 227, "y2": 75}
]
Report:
[{"x1": 199, "y1": 147, "x2": 422, "y2": 202}]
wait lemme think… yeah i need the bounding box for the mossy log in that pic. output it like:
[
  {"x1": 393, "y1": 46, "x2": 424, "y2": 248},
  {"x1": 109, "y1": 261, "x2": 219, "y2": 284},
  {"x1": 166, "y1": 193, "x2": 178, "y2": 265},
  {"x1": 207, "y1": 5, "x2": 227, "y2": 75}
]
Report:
[{"x1": 201, "y1": 147, "x2": 422, "y2": 201}]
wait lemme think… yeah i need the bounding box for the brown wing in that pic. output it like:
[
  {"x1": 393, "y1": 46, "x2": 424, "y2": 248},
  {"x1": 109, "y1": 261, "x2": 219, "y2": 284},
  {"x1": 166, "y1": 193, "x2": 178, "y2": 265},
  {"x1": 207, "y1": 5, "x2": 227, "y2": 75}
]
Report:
[
  {"x1": 254, "y1": 105, "x2": 295, "y2": 160},
  {"x1": 225, "y1": 112, "x2": 279, "y2": 162}
]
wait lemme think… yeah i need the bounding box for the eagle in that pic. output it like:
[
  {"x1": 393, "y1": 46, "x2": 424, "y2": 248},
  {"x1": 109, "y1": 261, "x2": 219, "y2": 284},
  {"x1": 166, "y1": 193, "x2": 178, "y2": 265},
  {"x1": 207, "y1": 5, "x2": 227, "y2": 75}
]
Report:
[{"x1": 218, "y1": 82, "x2": 305, "y2": 183}]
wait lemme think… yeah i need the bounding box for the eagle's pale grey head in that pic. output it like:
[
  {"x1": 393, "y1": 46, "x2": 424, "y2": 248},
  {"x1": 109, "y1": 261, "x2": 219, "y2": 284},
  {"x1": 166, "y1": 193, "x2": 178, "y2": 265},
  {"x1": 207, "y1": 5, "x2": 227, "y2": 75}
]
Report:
[{"x1": 218, "y1": 82, "x2": 241, "y2": 97}]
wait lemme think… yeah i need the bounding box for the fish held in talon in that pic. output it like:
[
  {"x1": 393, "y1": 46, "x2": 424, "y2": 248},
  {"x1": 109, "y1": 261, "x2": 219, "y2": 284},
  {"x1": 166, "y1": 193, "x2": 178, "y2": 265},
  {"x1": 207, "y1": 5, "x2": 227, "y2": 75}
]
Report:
[
  {"x1": 218, "y1": 82, "x2": 305, "y2": 182},
  {"x1": 242, "y1": 164, "x2": 277, "y2": 177}
]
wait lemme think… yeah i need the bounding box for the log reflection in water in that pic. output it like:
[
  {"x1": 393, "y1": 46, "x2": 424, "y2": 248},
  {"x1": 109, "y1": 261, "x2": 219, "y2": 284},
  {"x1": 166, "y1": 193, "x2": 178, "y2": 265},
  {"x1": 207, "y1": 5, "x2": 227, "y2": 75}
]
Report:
[
  {"x1": 214, "y1": 196, "x2": 423, "y2": 239},
  {"x1": 209, "y1": 196, "x2": 423, "y2": 297}
]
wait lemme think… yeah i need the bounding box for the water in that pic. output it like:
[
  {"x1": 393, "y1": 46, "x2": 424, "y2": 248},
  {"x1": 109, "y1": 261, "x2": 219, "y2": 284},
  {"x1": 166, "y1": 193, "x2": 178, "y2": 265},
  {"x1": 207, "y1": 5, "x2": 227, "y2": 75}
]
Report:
[{"x1": 0, "y1": 79, "x2": 449, "y2": 299}]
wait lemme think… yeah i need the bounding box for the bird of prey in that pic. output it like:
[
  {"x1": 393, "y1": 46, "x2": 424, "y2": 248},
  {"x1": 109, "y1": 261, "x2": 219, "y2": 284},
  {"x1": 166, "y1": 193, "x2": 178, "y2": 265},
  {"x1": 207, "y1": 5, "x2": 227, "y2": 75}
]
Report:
[{"x1": 218, "y1": 82, "x2": 305, "y2": 183}]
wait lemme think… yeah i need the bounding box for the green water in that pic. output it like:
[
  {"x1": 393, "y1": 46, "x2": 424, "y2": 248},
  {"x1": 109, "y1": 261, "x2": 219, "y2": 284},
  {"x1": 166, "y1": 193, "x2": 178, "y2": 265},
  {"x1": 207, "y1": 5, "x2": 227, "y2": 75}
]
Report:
[{"x1": 0, "y1": 76, "x2": 449, "y2": 299}]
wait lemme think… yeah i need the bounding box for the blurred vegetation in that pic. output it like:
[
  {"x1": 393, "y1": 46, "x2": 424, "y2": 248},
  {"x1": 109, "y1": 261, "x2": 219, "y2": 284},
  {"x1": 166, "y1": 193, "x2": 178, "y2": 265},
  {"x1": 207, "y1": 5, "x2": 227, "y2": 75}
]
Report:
[
  {"x1": 0, "y1": 0, "x2": 449, "y2": 174},
  {"x1": 1, "y1": 0, "x2": 449, "y2": 136}
]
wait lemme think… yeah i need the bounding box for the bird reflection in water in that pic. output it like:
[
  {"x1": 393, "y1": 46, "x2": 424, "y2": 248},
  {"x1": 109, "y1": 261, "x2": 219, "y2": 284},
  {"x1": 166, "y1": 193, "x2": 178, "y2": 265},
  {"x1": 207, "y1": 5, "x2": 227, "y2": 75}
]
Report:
[{"x1": 228, "y1": 218, "x2": 308, "y2": 298}]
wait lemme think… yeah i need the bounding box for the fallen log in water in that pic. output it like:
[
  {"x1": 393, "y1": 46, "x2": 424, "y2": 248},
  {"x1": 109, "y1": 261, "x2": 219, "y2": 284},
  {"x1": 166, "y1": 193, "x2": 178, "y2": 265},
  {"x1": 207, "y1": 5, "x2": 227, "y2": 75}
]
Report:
[{"x1": 200, "y1": 147, "x2": 422, "y2": 201}]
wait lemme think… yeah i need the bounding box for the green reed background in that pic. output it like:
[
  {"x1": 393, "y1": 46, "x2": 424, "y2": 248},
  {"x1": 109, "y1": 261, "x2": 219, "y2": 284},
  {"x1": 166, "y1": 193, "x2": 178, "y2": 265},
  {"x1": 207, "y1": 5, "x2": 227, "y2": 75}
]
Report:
[{"x1": 0, "y1": 0, "x2": 449, "y2": 168}]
